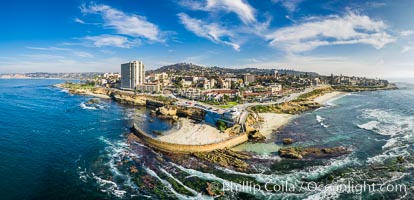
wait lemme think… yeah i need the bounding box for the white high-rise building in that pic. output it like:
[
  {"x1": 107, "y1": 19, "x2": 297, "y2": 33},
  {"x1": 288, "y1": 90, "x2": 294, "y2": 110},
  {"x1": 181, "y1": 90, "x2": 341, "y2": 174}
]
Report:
[{"x1": 121, "y1": 61, "x2": 145, "y2": 89}]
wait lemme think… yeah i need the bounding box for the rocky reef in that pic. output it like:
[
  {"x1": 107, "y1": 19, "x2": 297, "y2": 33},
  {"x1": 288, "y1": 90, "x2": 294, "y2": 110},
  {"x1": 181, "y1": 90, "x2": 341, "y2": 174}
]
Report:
[
  {"x1": 110, "y1": 91, "x2": 147, "y2": 106},
  {"x1": 332, "y1": 83, "x2": 398, "y2": 92},
  {"x1": 192, "y1": 148, "x2": 251, "y2": 171},
  {"x1": 247, "y1": 130, "x2": 266, "y2": 142},
  {"x1": 278, "y1": 146, "x2": 351, "y2": 159},
  {"x1": 282, "y1": 138, "x2": 294, "y2": 145},
  {"x1": 224, "y1": 124, "x2": 242, "y2": 136}
]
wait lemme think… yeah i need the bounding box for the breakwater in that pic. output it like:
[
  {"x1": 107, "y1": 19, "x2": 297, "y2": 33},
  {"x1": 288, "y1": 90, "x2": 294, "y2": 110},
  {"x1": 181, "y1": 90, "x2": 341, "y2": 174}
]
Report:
[{"x1": 131, "y1": 124, "x2": 249, "y2": 153}]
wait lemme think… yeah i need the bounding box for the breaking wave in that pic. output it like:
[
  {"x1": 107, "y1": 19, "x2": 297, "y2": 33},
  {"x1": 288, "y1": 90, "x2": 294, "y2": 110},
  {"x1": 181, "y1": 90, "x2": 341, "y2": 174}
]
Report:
[
  {"x1": 358, "y1": 109, "x2": 414, "y2": 165},
  {"x1": 316, "y1": 115, "x2": 329, "y2": 128},
  {"x1": 80, "y1": 102, "x2": 97, "y2": 110}
]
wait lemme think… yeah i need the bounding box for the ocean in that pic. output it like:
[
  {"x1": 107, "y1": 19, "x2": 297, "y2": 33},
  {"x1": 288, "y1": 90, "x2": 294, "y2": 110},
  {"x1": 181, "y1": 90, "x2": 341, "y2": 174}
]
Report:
[{"x1": 0, "y1": 79, "x2": 412, "y2": 199}]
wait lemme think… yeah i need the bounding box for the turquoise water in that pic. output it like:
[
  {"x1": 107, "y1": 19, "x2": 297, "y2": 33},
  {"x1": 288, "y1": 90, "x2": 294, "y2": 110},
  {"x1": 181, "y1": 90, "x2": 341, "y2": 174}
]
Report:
[{"x1": 0, "y1": 79, "x2": 413, "y2": 199}]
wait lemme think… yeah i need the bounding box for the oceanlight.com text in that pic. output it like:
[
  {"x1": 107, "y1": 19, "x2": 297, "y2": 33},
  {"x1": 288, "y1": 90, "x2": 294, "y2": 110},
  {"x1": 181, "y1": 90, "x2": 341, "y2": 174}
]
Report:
[{"x1": 221, "y1": 181, "x2": 407, "y2": 195}]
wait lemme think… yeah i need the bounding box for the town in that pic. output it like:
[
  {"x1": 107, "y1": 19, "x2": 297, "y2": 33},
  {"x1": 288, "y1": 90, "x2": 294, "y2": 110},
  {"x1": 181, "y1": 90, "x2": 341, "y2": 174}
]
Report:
[{"x1": 85, "y1": 60, "x2": 391, "y2": 106}]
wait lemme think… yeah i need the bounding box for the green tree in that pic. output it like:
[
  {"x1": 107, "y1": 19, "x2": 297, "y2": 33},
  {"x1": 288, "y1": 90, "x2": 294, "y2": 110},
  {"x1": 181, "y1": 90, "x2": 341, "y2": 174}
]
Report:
[{"x1": 216, "y1": 120, "x2": 227, "y2": 131}]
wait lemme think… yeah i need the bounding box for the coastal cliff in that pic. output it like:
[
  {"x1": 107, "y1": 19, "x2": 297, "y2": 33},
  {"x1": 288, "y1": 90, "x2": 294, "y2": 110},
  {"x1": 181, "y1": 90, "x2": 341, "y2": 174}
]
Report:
[{"x1": 56, "y1": 83, "x2": 176, "y2": 107}]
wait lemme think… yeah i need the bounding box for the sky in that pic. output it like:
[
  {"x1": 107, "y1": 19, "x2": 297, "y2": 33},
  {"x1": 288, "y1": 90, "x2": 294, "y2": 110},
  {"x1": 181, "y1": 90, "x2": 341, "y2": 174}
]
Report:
[{"x1": 0, "y1": 0, "x2": 413, "y2": 78}]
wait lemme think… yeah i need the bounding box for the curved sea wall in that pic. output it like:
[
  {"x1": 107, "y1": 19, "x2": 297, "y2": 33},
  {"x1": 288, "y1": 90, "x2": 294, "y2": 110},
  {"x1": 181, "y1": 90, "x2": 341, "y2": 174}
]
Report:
[{"x1": 131, "y1": 124, "x2": 249, "y2": 153}]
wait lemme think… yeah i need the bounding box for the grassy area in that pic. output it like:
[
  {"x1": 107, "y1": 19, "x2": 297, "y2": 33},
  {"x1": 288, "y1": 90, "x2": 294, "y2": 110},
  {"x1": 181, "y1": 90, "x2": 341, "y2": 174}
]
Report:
[
  {"x1": 295, "y1": 87, "x2": 333, "y2": 101},
  {"x1": 250, "y1": 88, "x2": 331, "y2": 114},
  {"x1": 217, "y1": 101, "x2": 239, "y2": 109},
  {"x1": 62, "y1": 82, "x2": 95, "y2": 90}
]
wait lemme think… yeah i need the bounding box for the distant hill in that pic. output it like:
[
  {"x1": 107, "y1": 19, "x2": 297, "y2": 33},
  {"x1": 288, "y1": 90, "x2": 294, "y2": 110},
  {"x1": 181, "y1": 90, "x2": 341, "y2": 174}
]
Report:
[
  {"x1": 148, "y1": 63, "x2": 205, "y2": 74},
  {"x1": 147, "y1": 63, "x2": 320, "y2": 77}
]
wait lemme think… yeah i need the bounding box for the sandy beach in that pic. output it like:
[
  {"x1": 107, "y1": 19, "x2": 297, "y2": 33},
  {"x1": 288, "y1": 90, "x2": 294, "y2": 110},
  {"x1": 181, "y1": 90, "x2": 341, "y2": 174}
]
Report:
[
  {"x1": 314, "y1": 91, "x2": 346, "y2": 105},
  {"x1": 258, "y1": 113, "x2": 293, "y2": 138},
  {"x1": 158, "y1": 118, "x2": 230, "y2": 145}
]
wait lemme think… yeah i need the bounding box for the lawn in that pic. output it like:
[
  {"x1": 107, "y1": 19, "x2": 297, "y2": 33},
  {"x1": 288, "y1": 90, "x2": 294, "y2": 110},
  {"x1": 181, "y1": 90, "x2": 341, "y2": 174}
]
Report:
[{"x1": 217, "y1": 101, "x2": 239, "y2": 109}]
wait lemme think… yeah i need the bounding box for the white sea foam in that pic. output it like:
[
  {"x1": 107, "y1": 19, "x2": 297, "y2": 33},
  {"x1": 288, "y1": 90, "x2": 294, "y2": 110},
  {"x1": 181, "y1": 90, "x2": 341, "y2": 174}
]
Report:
[
  {"x1": 81, "y1": 137, "x2": 142, "y2": 198},
  {"x1": 358, "y1": 109, "x2": 414, "y2": 137},
  {"x1": 170, "y1": 156, "x2": 358, "y2": 199},
  {"x1": 357, "y1": 121, "x2": 381, "y2": 132},
  {"x1": 159, "y1": 167, "x2": 206, "y2": 197},
  {"x1": 358, "y1": 109, "x2": 413, "y2": 166},
  {"x1": 367, "y1": 145, "x2": 410, "y2": 164},
  {"x1": 91, "y1": 172, "x2": 127, "y2": 198},
  {"x1": 144, "y1": 166, "x2": 209, "y2": 200},
  {"x1": 169, "y1": 162, "x2": 285, "y2": 199},
  {"x1": 316, "y1": 115, "x2": 329, "y2": 128},
  {"x1": 382, "y1": 137, "x2": 400, "y2": 150},
  {"x1": 252, "y1": 154, "x2": 282, "y2": 161},
  {"x1": 215, "y1": 156, "x2": 359, "y2": 186},
  {"x1": 80, "y1": 102, "x2": 97, "y2": 110}
]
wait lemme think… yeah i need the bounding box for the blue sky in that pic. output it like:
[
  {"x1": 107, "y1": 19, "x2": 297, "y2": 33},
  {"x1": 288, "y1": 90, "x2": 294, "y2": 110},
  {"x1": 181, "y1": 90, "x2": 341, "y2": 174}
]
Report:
[{"x1": 0, "y1": 0, "x2": 413, "y2": 78}]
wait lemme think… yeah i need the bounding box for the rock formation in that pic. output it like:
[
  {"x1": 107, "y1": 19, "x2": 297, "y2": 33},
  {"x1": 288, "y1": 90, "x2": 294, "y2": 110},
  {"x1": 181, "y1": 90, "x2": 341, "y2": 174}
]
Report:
[
  {"x1": 283, "y1": 138, "x2": 294, "y2": 145},
  {"x1": 248, "y1": 130, "x2": 266, "y2": 142},
  {"x1": 278, "y1": 146, "x2": 350, "y2": 159},
  {"x1": 192, "y1": 148, "x2": 251, "y2": 171}
]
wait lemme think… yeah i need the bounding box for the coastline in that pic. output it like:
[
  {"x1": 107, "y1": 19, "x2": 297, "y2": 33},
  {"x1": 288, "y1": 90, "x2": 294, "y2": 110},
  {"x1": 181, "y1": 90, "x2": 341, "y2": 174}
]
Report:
[
  {"x1": 234, "y1": 90, "x2": 348, "y2": 154},
  {"x1": 314, "y1": 91, "x2": 347, "y2": 105},
  {"x1": 79, "y1": 90, "x2": 111, "y2": 99},
  {"x1": 258, "y1": 113, "x2": 293, "y2": 139},
  {"x1": 258, "y1": 90, "x2": 347, "y2": 138},
  {"x1": 54, "y1": 83, "x2": 112, "y2": 99}
]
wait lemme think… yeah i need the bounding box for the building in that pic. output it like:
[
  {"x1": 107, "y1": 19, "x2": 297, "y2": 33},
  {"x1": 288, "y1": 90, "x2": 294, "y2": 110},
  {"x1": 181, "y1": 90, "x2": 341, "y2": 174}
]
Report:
[
  {"x1": 121, "y1": 61, "x2": 145, "y2": 89},
  {"x1": 274, "y1": 70, "x2": 279, "y2": 78},
  {"x1": 137, "y1": 83, "x2": 161, "y2": 93},
  {"x1": 242, "y1": 74, "x2": 256, "y2": 84},
  {"x1": 149, "y1": 72, "x2": 168, "y2": 82},
  {"x1": 268, "y1": 84, "x2": 282, "y2": 94},
  {"x1": 179, "y1": 88, "x2": 202, "y2": 100}
]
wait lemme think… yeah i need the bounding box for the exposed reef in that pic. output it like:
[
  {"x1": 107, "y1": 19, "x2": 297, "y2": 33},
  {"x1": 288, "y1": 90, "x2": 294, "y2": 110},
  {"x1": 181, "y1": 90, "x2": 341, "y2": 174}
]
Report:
[
  {"x1": 278, "y1": 146, "x2": 351, "y2": 159},
  {"x1": 192, "y1": 148, "x2": 251, "y2": 171}
]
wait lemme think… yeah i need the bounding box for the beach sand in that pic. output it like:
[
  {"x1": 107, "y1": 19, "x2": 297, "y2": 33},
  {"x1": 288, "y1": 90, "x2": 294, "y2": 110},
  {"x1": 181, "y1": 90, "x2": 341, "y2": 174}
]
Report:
[
  {"x1": 258, "y1": 113, "x2": 293, "y2": 138},
  {"x1": 232, "y1": 113, "x2": 292, "y2": 153},
  {"x1": 314, "y1": 91, "x2": 346, "y2": 105},
  {"x1": 158, "y1": 118, "x2": 229, "y2": 145}
]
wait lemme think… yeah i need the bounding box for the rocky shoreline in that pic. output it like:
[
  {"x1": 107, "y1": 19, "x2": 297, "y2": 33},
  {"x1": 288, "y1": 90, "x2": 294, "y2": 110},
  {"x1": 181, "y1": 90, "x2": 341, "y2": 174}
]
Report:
[
  {"x1": 55, "y1": 83, "x2": 176, "y2": 107},
  {"x1": 332, "y1": 83, "x2": 398, "y2": 92},
  {"x1": 59, "y1": 82, "x2": 356, "y2": 173}
]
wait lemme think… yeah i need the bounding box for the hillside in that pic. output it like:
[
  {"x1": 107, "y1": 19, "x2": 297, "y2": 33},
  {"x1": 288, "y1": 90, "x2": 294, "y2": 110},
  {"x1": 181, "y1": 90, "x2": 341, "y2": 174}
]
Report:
[{"x1": 147, "y1": 63, "x2": 319, "y2": 77}]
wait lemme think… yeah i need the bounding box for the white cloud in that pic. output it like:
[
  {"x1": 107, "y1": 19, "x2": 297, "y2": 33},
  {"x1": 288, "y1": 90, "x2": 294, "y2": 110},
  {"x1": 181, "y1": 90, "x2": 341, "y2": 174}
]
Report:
[
  {"x1": 83, "y1": 35, "x2": 140, "y2": 48},
  {"x1": 266, "y1": 12, "x2": 395, "y2": 53},
  {"x1": 400, "y1": 30, "x2": 414, "y2": 37},
  {"x1": 179, "y1": 0, "x2": 256, "y2": 24},
  {"x1": 401, "y1": 45, "x2": 414, "y2": 53},
  {"x1": 74, "y1": 17, "x2": 86, "y2": 24},
  {"x1": 178, "y1": 13, "x2": 240, "y2": 51},
  {"x1": 73, "y1": 51, "x2": 94, "y2": 58},
  {"x1": 272, "y1": 0, "x2": 304, "y2": 12},
  {"x1": 81, "y1": 4, "x2": 162, "y2": 41}
]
